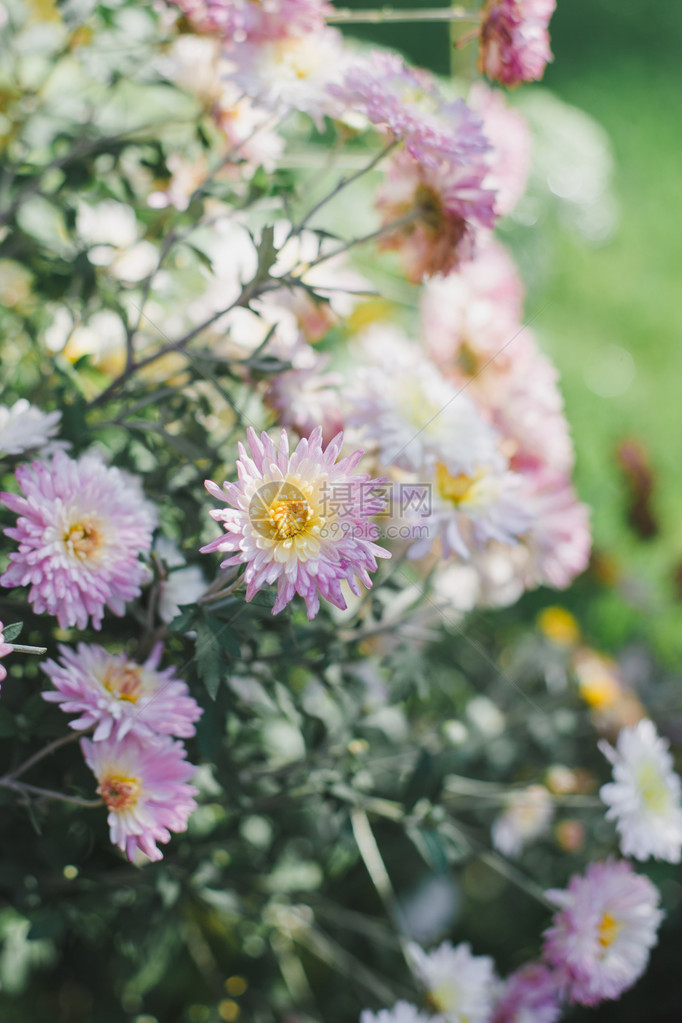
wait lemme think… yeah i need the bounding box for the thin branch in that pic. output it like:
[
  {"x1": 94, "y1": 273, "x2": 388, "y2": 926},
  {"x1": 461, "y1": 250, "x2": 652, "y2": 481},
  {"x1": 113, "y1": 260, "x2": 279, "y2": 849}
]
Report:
[
  {"x1": 328, "y1": 6, "x2": 480, "y2": 24},
  {"x1": 0, "y1": 778, "x2": 102, "y2": 808},
  {"x1": 290, "y1": 140, "x2": 398, "y2": 237},
  {"x1": 4, "y1": 730, "x2": 84, "y2": 781}
]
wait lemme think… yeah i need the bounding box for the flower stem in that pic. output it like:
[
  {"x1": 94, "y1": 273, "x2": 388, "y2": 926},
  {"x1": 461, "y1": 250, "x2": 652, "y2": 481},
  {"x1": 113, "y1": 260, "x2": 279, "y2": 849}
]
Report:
[
  {"x1": 0, "y1": 777, "x2": 102, "y2": 808},
  {"x1": 8, "y1": 643, "x2": 47, "y2": 655},
  {"x1": 328, "y1": 6, "x2": 480, "y2": 24},
  {"x1": 5, "y1": 730, "x2": 83, "y2": 781},
  {"x1": 290, "y1": 140, "x2": 398, "y2": 238}
]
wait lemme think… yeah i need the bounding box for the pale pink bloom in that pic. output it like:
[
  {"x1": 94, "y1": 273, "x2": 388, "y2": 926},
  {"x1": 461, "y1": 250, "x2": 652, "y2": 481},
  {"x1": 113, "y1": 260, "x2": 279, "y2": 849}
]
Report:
[
  {"x1": 82, "y1": 734, "x2": 198, "y2": 863},
  {"x1": 264, "y1": 355, "x2": 346, "y2": 444},
  {"x1": 42, "y1": 642, "x2": 202, "y2": 742},
  {"x1": 227, "y1": 27, "x2": 347, "y2": 127},
  {"x1": 420, "y1": 239, "x2": 525, "y2": 371},
  {"x1": 331, "y1": 51, "x2": 491, "y2": 169},
  {"x1": 349, "y1": 326, "x2": 499, "y2": 475},
  {"x1": 478, "y1": 0, "x2": 556, "y2": 87},
  {"x1": 0, "y1": 452, "x2": 156, "y2": 630},
  {"x1": 469, "y1": 82, "x2": 532, "y2": 216},
  {"x1": 201, "y1": 428, "x2": 390, "y2": 619},
  {"x1": 521, "y1": 473, "x2": 591, "y2": 589},
  {"x1": 599, "y1": 719, "x2": 682, "y2": 863},
  {"x1": 0, "y1": 621, "x2": 12, "y2": 690},
  {"x1": 543, "y1": 860, "x2": 663, "y2": 1006},
  {"x1": 491, "y1": 785, "x2": 554, "y2": 857},
  {"x1": 168, "y1": 0, "x2": 331, "y2": 44},
  {"x1": 492, "y1": 963, "x2": 561, "y2": 1023},
  {"x1": 376, "y1": 149, "x2": 497, "y2": 281}
]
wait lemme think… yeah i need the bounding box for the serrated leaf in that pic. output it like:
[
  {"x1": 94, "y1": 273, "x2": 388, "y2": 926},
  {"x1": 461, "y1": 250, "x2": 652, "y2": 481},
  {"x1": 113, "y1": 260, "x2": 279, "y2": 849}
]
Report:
[
  {"x1": 194, "y1": 621, "x2": 224, "y2": 700},
  {"x1": 2, "y1": 622, "x2": 23, "y2": 642}
]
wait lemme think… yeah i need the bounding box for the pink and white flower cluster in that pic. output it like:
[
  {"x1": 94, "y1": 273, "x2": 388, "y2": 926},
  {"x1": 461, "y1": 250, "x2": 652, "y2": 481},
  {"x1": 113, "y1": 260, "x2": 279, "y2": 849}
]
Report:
[
  {"x1": 362, "y1": 860, "x2": 663, "y2": 1020},
  {"x1": 201, "y1": 427, "x2": 390, "y2": 619},
  {"x1": 42, "y1": 641, "x2": 201, "y2": 862},
  {"x1": 0, "y1": 439, "x2": 200, "y2": 862},
  {"x1": 346, "y1": 233, "x2": 589, "y2": 607}
]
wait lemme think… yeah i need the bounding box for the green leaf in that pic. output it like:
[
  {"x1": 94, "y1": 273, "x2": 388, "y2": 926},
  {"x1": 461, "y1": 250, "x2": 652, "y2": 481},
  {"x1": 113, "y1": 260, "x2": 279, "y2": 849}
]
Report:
[
  {"x1": 2, "y1": 622, "x2": 22, "y2": 643},
  {"x1": 194, "y1": 620, "x2": 225, "y2": 700}
]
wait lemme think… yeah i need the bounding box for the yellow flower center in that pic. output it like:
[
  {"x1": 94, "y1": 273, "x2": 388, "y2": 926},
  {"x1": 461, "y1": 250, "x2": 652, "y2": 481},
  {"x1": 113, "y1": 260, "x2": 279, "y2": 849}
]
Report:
[
  {"x1": 249, "y1": 480, "x2": 323, "y2": 545},
  {"x1": 436, "y1": 462, "x2": 476, "y2": 505},
  {"x1": 267, "y1": 498, "x2": 314, "y2": 540},
  {"x1": 102, "y1": 663, "x2": 143, "y2": 704},
  {"x1": 635, "y1": 761, "x2": 670, "y2": 814},
  {"x1": 100, "y1": 773, "x2": 140, "y2": 812},
  {"x1": 597, "y1": 911, "x2": 622, "y2": 949},
  {"x1": 64, "y1": 520, "x2": 102, "y2": 559}
]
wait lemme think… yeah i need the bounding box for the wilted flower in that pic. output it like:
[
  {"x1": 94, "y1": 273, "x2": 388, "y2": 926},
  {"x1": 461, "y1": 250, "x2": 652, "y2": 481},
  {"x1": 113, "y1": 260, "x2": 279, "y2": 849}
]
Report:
[
  {"x1": 491, "y1": 784, "x2": 554, "y2": 857},
  {"x1": 0, "y1": 400, "x2": 66, "y2": 459},
  {"x1": 375, "y1": 149, "x2": 497, "y2": 281},
  {"x1": 82, "y1": 734, "x2": 198, "y2": 863},
  {"x1": 43, "y1": 642, "x2": 202, "y2": 742},
  {"x1": 599, "y1": 719, "x2": 682, "y2": 863},
  {"x1": 478, "y1": 0, "x2": 556, "y2": 87},
  {"x1": 331, "y1": 52, "x2": 491, "y2": 169},
  {"x1": 1, "y1": 452, "x2": 156, "y2": 630},
  {"x1": 492, "y1": 962, "x2": 561, "y2": 1023},
  {"x1": 201, "y1": 427, "x2": 390, "y2": 619},
  {"x1": 543, "y1": 859, "x2": 663, "y2": 1006},
  {"x1": 408, "y1": 940, "x2": 497, "y2": 1022}
]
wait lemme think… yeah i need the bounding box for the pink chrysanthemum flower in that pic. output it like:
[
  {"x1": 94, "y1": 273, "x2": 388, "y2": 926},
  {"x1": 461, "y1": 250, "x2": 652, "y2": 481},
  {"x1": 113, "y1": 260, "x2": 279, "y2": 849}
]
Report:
[
  {"x1": 264, "y1": 357, "x2": 346, "y2": 445},
  {"x1": 201, "y1": 428, "x2": 390, "y2": 619},
  {"x1": 522, "y1": 474, "x2": 591, "y2": 589},
  {"x1": 42, "y1": 642, "x2": 202, "y2": 742},
  {"x1": 0, "y1": 451, "x2": 156, "y2": 631},
  {"x1": 376, "y1": 150, "x2": 497, "y2": 281},
  {"x1": 330, "y1": 51, "x2": 491, "y2": 169},
  {"x1": 82, "y1": 733, "x2": 198, "y2": 863},
  {"x1": 478, "y1": 0, "x2": 556, "y2": 87},
  {"x1": 421, "y1": 239, "x2": 525, "y2": 373},
  {"x1": 492, "y1": 963, "x2": 561, "y2": 1023},
  {"x1": 169, "y1": 0, "x2": 331, "y2": 44},
  {"x1": 542, "y1": 860, "x2": 663, "y2": 1007},
  {"x1": 468, "y1": 82, "x2": 531, "y2": 217},
  {"x1": 0, "y1": 621, "x2": 12, "y2": 691}
]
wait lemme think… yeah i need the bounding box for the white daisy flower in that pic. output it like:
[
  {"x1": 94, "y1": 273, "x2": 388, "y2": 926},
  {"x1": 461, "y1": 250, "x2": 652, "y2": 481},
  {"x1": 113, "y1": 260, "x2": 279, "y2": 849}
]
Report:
[
  {"x1": 0, "y1": 400, "x2": 66, "y2": 458},
  {"x1": 407, "y1": 940, "x2": 496, "y2": 1023},
  {"x1": 599, "y1": 718, "x2": 682, "y2": 863},
  {"x1": 350, "y1": 326, "x2": 500, "y2": 476}
]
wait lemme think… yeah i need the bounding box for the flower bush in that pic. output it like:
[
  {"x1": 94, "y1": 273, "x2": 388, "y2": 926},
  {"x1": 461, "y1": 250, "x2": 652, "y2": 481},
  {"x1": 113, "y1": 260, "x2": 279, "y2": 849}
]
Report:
[{"x1": 0, "y1": 0, "x2": 678, "y2": 1021}]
